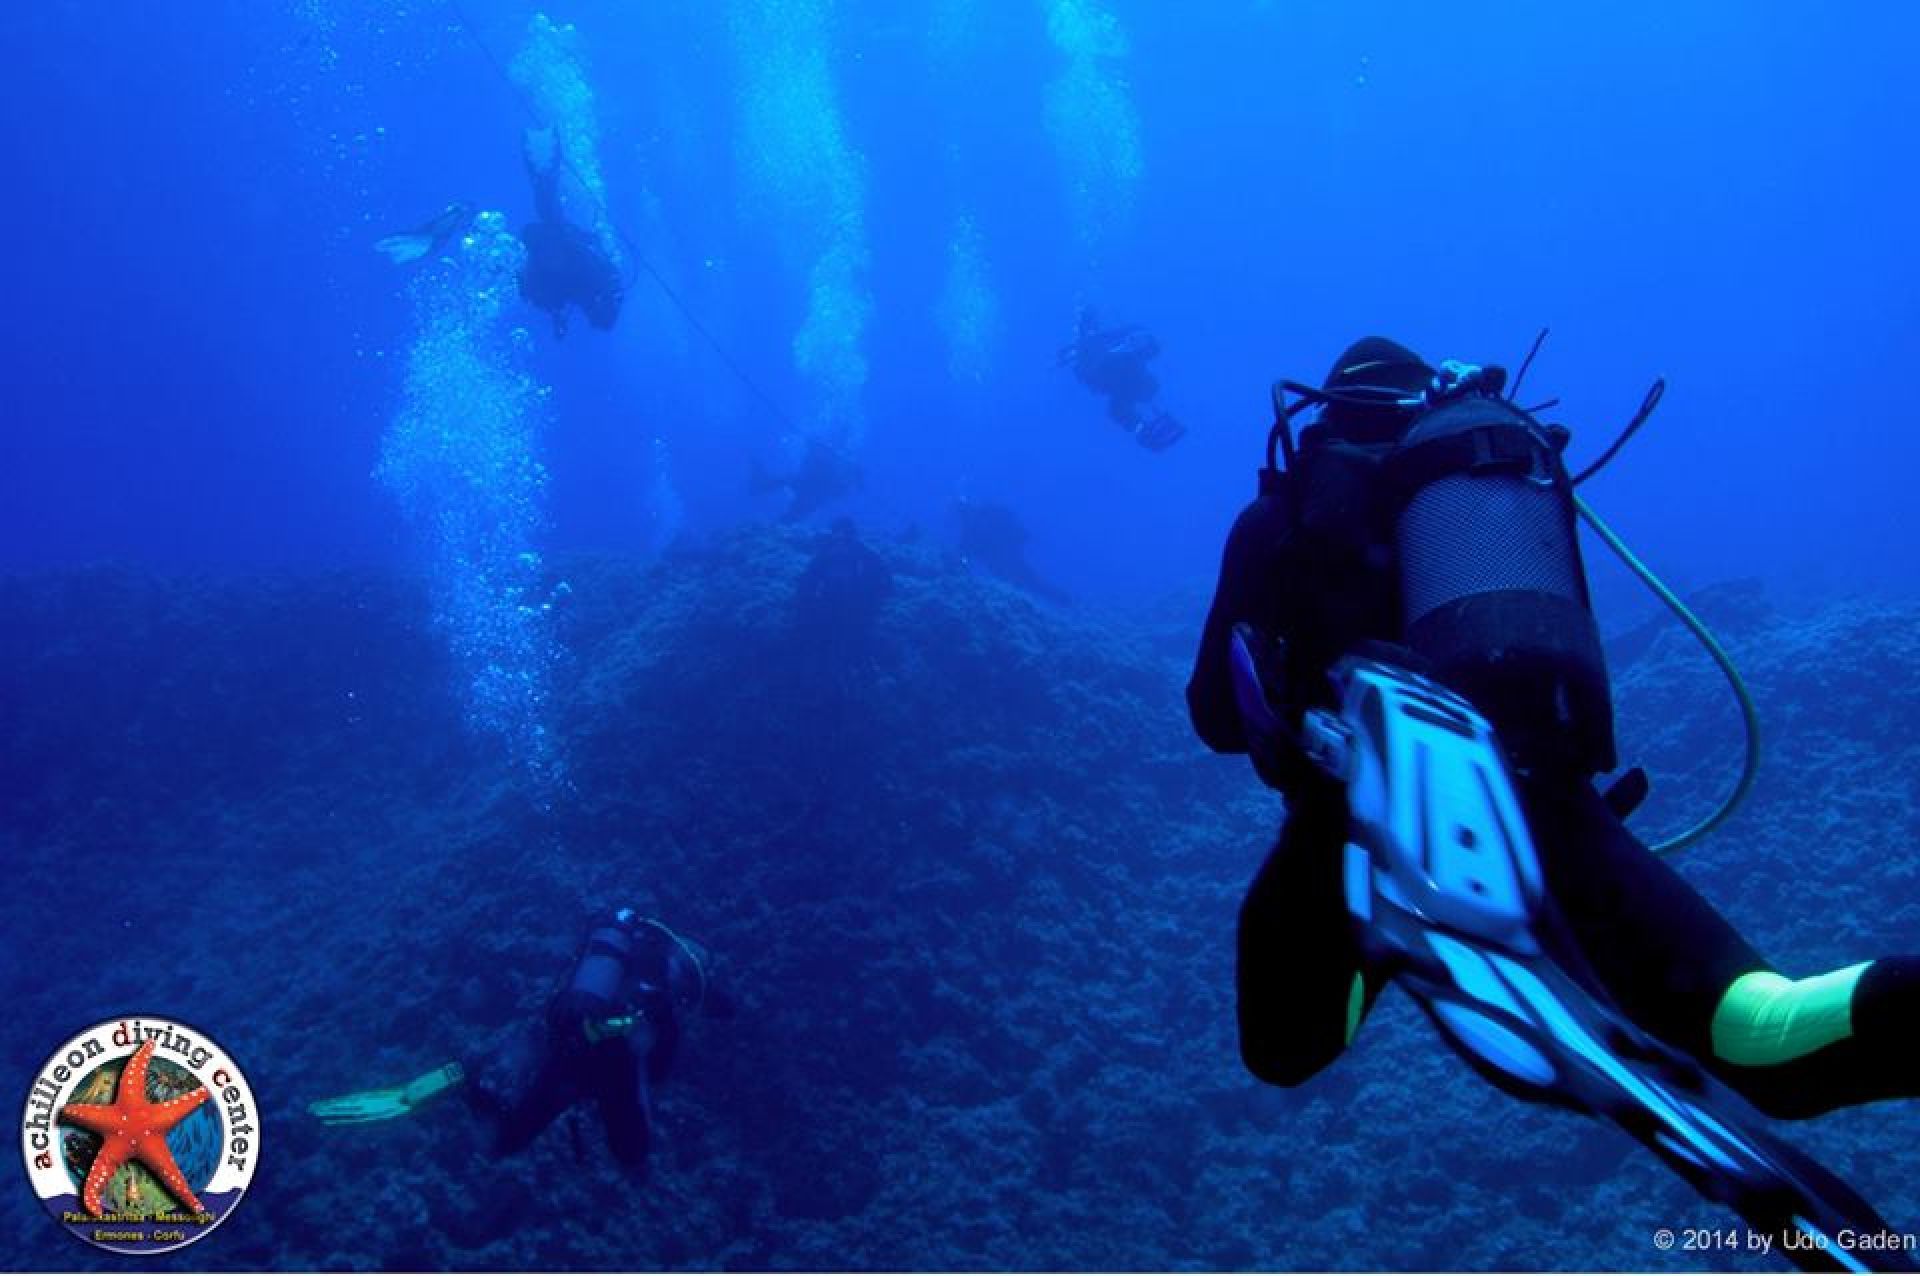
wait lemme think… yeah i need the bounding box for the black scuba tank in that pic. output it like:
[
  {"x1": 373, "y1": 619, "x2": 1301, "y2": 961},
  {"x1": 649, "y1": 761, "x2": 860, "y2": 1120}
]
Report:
[
  {"x1": 1386, "y1": 394, "x2": 1617, "y2": 775},
  {"x1": 564, "y1": 915, "x2": 638, "y2": 1015}
]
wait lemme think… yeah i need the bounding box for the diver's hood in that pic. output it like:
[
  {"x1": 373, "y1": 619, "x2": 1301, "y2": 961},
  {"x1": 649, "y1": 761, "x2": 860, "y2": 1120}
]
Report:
[{"x1": 1316, "y1": 336, "x2": 1434, "y2": 443}]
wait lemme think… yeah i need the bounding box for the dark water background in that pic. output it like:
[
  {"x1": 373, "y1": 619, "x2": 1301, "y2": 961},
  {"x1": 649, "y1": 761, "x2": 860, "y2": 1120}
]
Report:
[{"x1": 3, "y1": 0, "x2": 1918, "y2": 1270}]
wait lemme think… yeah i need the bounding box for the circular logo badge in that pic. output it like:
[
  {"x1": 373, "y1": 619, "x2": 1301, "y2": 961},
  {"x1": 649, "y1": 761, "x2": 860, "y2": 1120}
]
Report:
[{"x1": 21, "y1": 1017, "x2": 258, "y2": 1255}]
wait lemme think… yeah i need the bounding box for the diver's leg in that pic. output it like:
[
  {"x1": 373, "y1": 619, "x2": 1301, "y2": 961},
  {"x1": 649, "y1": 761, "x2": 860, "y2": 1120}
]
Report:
[
  {"x1": 1530, "y1": 781, "x2": 1764, "y2": 1060},
  {"x1": 470, "y1": 1043, "x2": 581, "y2": 1158},
  {"x1": 1533, "y1": 781, "x2": 1920, "y2": 1117},
  {"x1": 645, "y1": 1012, "x2": 680, "y2": 1088},
  {"x1": 1708, "y1": 956, "x2": 1920, "y2": 1118},
  {"x1": 595, "y1": 1044, "x2": 653, "y2": 1176},
  {"x1": 1237, "y1": 783, "x2": 1384, "y2": 1086}
]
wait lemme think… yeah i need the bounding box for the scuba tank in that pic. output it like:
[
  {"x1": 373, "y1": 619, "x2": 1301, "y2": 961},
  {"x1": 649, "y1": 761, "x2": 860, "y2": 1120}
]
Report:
[
  {"x1": 1264, "y1": 342, "x2": 1757, "y2": 851},
  {"x1": 561, "y1": 910, "x2": 641, "y2": 1019},
  {"x1": 556, "y1": 911, "x2": 709, "y2": 1029},
  {"x1": 1385, "y1": 368, "x2": 1617, "y2": 776}
]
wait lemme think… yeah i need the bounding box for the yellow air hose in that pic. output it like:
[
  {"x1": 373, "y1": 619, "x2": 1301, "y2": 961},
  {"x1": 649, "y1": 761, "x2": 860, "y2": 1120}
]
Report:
[{"x1": 1575, "y1": 494, "x2": 1762, "y2": 854}]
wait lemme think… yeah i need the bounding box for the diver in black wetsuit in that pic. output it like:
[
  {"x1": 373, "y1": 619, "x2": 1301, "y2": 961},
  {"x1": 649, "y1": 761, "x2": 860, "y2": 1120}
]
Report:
[
  {"x1": 1059, "y1": 307, "x2": 1185, "y2": 451},
  {"x1": 369, "y1": 129, "x2": 621, "y2": 336},
  {"x1": 519, "y1": 127, "x2": 624, "y2": 337},
  {"x1": 465, "y1": 909, "x2": 728, "y2": 1175},
  {"x1": 1190, "y1": 335, "x2": 1920, "y2": 1119},
  {"x1": 752, "y1": 439, "x2": 861, "y2": 523},
  {"x1": 795, "y1": 518, "x2": 892, "y2": 641},
  {"x1": 952, "y1": 497, "x2": 1070, "y2": 606},
  {"x1": 308, "y1": 909, "x2": 730, "y2": 1175}
]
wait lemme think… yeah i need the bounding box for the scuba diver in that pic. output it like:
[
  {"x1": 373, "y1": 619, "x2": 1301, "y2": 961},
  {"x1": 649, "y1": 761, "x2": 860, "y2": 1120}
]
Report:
[
  {"x1": 1189, "y1": 336, "x2": 1920, "y2": 1269},
  {"x1": 310, "y1": 909, "x2": 728, "y2": 1177},
  {"x1": 371, "y1": 129, "x2": 622, "y2": 338},
  {"x1": 1057, "y1": 307, "x2": 1186, "y2": 452},
  {"x1": 751, "y1": 438, "x2": 862, "y2": 522},
  {"x1": 794, "y1": 518, "x2": 892, "y2": 641},
  {"x1": 952, "y1": 496, "x2": 1070, "y2": 606},
  {"x1": 518, "y1": 127, "x2": 624, "y2": 337}
]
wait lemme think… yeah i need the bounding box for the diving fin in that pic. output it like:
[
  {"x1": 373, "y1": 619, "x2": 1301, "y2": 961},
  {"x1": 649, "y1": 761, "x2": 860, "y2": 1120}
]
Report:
[
  {"x1": 309, "y1": 1062, "x2": 465, "y2": 1125},
  {"x1": 1228, "y1": 623, "x2": 1284, "y2": 742},
  {"x1": 1133, "y1": 409, "x2": 1186, "y2": 452},
  {"x1": 373, "y1": 203, "x2": 475, "y2": 267},
  {"x1": 373, "y1": 233, "x2": 433, "y2": 265}
]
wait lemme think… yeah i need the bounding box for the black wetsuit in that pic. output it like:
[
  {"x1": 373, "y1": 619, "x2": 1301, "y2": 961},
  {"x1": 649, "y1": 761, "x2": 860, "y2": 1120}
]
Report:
[
  {"x1": 953, "y1": 500, "x2": 1071, "y2": 605},
  {"x1": 1068, "y1": 325, "x2": 1161, "y2": 429},
  {"x1": 1190, "y1": 412, "x2": 1920, "y2": 1120},
  {"x1": 468, "y1": 916, "x2": 702, "y2": 1172},
  {"x1": 796, "y1": 521, "x2": 892, "y2": 639},
  {"x1": 519, "y1": 144, "x2": 623, "y2": 335}
]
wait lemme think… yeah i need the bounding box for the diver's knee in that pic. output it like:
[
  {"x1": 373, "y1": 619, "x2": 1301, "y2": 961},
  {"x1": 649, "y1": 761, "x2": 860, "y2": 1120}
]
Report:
[
  {"x1": 1711, "y1": 965, "x2": 1865, "y2": 1068},
  {"x1": 1704, "y1": 965, "x2": 1875, "y2": 1120},
  {"x1": 1241, "y1": 1054, "x2": 1327, "y2": 1089},
  {"x1": 1238, "y1": 1032, "x2": 1334, "y2": 1088}
]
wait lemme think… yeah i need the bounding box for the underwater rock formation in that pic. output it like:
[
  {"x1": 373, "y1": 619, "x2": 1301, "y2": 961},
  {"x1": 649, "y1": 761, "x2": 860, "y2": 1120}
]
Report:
[{"x1": 1, "y1": 535, "x2": 1914, "y2": 1270}]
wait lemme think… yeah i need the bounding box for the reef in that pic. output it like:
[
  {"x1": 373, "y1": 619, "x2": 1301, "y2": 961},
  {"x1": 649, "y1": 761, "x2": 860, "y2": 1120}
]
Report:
[{"x1": 1, "y1": 528, "x2": 1915, "y2": 1271}]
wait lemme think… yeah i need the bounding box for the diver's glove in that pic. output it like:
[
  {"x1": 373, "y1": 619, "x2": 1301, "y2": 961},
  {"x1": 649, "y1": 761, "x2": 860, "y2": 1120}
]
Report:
[
  {"x1": 1229, "y1": 627, "x2": 1441, "y2": 796},
  {"x1": 1228, "y1": 624, "x2": 1319, "y2": 793}
]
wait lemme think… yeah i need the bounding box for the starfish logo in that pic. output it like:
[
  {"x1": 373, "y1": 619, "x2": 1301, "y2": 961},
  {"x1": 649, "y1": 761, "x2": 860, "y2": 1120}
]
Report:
[{"x1": 21, "y1": 1016, "x2": 258, "y2": 1255}]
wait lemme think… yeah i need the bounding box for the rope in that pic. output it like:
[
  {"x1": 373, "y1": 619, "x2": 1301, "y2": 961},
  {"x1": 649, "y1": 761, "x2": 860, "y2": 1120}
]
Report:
[{"x1": 444, "y1": 0, "x2": 806, "y2": 439}]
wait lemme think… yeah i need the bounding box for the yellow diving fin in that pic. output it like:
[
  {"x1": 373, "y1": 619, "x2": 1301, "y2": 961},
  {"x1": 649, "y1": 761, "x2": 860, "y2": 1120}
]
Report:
[{"x1": 308, "y1": 1062, "x2": 465, "y2": 1125}]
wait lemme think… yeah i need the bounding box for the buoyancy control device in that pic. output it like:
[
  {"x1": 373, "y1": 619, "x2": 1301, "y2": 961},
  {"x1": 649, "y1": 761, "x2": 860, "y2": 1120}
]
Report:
[{"x1": 1259, "y1": 343, "x2": 1759, "y2": 853}]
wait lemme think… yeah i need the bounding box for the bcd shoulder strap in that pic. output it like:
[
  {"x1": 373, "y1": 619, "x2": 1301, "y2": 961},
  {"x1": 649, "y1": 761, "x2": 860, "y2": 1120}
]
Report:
[{"x1": 1288, "y1": 434, "x2": 1401, "y2": 545}]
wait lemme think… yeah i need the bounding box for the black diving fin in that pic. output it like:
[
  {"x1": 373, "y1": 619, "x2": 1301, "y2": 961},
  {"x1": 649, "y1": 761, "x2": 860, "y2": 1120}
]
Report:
[{"x1": 374, "y1": 202, "x2": 476, "y2": 266}]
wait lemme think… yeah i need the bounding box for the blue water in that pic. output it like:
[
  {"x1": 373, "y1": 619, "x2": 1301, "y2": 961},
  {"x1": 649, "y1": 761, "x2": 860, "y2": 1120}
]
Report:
[{"x1": 4, "y1": 1, "x2": 1918, "y2": 1270}]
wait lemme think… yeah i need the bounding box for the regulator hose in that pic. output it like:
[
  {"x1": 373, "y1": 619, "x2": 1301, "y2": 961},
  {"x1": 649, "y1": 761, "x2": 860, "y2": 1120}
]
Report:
[{"x1": 1576, "y1": 495, "x2": 1762, "y2": 854}]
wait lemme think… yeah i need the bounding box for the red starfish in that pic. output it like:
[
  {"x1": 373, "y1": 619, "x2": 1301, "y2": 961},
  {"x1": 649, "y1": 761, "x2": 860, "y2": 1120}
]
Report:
[{"x1": 59, "y1": 1039, "x2": 210, "y2": 1217}]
